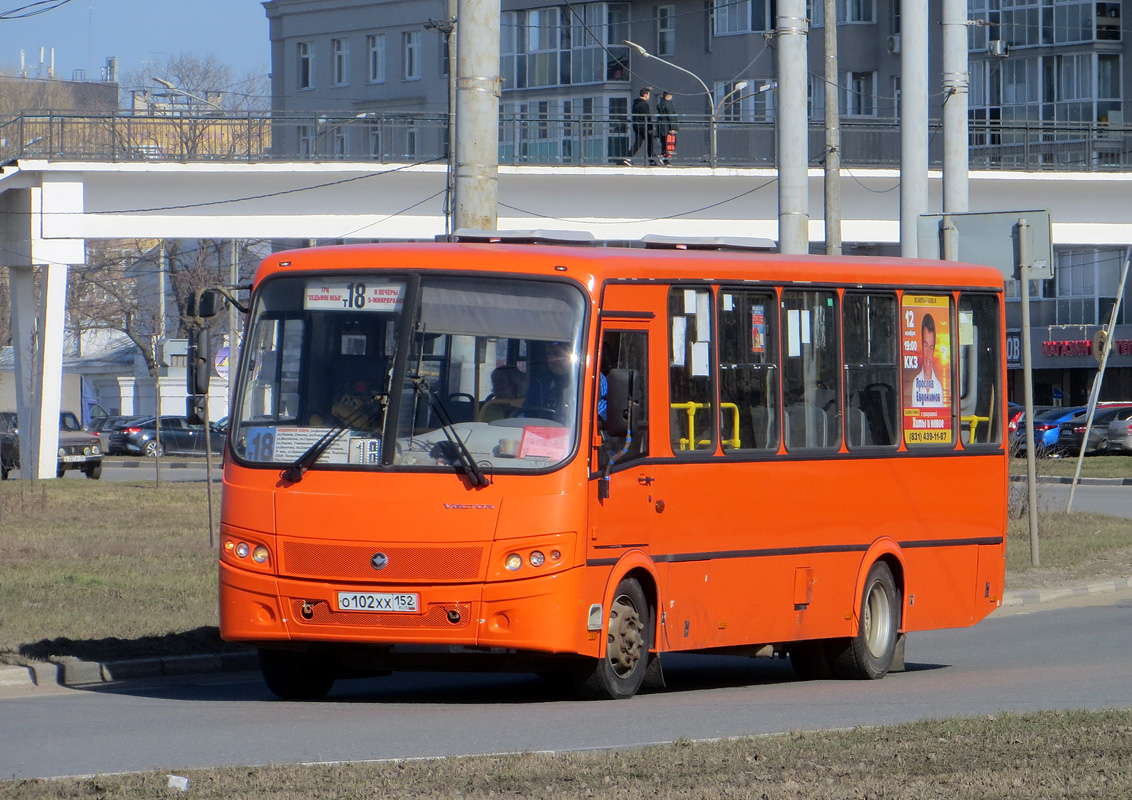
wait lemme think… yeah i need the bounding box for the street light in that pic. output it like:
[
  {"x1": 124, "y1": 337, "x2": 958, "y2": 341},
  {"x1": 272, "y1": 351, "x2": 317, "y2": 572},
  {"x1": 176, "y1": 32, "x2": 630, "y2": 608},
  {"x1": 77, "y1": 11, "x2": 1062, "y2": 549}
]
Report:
[
  {"x1": 714, "y1": 81, "x2": 778, "y2": 165},
  {"x1": 153, "y1": 77, "x2": 225, "y2": 114},
  {"x1": 623, "y1": 40, "x2": 719, "y2": 165}
]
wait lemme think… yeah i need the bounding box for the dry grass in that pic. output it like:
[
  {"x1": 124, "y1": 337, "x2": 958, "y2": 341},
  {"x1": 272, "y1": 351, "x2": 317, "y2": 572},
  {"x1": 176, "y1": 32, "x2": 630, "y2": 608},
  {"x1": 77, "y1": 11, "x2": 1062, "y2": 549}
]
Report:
[
  {"x1": 0, "y1": 480, "x2": 231, "y2": 664},
  {"x1": 3, "y1": 710, "x2": 1130, "y2": 799}
]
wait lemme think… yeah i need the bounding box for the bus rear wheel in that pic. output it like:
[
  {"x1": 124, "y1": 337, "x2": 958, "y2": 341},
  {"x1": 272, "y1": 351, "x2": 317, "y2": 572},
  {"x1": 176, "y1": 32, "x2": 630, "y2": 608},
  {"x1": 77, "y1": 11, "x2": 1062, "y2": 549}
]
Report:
[
  {"x1": 259, "y1": 647, "x2": 335, "y2": 700},
  {"x1": 833, "y1": 561, "x2": 900, "y2": 680},
  {"x1": 571, "y1": 577, "x2": 649, "y2": 700}
]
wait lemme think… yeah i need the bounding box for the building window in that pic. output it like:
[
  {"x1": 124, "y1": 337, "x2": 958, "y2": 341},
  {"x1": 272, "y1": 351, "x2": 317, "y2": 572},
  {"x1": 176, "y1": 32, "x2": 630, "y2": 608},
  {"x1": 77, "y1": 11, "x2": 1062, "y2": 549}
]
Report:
[
  {"x1": 846, "y1": 71, "x2": 876, "y2": 116},
  {"x1": 403, "y1": 31, "x2": 421, "y2": 80},
  {"x1": 298, "y1": 124, "x2": 314, "y2": 157},
  {"x1": 297, "y1": 41, "x2": 313, "y2": 90},
  {"x1": 713, "y1": 0, "x2": 750, "y2": 35},
  {"x1": 838, "y1": 0, "x2": 875, "y2": 23},
  {"x1": 367, "y1": 34, "x2": 386, "y2": 83},
  {"x1": 658, "y1": 5, "x2": 676, "y2": 55},
  {"x1": 332, "y1": 38, "x2": 350, "y2": 86},
  {"x1": 810, "y1": 0, "x2": 825, "y2": 28},
  {"x1": 1056, "y1": 248, "x2": 1126, "y2": 325},
  {"x1": 368, "y1": 124, "x2": 384, "y2": 158}
]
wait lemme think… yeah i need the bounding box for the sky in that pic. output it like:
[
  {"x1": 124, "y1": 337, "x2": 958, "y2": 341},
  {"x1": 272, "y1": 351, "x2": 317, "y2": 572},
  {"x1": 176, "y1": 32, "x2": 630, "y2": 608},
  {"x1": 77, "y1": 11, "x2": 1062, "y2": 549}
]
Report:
[{"x1": 0, "y1": 0, "x2": 269, "y2": 86}]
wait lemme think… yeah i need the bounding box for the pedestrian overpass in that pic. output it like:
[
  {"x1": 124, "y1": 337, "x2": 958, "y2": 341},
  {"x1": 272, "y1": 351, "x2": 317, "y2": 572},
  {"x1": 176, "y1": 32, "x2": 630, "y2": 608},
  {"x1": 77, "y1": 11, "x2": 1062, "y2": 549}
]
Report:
[{"x1": 3, "y1": 155, "x2": 1132, "y2": 477}]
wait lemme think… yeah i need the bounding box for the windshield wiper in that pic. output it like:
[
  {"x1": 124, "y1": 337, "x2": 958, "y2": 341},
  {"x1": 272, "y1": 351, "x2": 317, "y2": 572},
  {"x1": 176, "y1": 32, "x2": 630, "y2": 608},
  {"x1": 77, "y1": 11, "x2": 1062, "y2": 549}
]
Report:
[
  {"x1": 410, "y1": 375, "x2": 489, "y2": 487},
  {"x1": 281, "y1": 392, "x2": 387, "y2": 483}
]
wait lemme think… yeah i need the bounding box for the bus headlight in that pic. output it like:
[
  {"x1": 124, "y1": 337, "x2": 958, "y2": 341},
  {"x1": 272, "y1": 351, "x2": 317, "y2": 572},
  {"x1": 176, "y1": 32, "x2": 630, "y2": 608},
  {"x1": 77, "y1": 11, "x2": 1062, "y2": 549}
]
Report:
[
  {"x1": 529, "y1": 550, "x2": 545, "y2": 567},
  {"x1": 505, "y1": 553, "x2": 523, "y2": 571}
]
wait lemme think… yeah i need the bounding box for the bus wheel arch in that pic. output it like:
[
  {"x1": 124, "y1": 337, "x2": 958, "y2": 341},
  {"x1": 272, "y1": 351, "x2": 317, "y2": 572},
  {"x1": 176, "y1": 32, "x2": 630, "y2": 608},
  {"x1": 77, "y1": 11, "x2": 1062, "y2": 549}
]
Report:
[
  {"x1": 833, "y1": 557, "x2": 903, "y2": 680},
  {"x1": 572, "y1": 563, "x2": 658, "y2": 700}
]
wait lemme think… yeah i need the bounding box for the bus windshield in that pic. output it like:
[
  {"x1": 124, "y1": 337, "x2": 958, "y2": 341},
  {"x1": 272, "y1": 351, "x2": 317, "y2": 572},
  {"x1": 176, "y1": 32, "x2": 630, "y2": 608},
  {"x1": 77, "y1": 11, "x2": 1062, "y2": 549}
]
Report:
[{"x1": 230, "y1": 273, "x2": 587, "y2": 474}]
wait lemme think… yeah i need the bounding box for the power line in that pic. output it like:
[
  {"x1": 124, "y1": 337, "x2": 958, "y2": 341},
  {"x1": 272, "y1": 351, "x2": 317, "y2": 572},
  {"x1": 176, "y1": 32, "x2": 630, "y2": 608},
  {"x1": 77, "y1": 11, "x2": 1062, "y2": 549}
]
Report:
[{"x1": 0, "y1": 0, "x2": 72, "y2": 20}]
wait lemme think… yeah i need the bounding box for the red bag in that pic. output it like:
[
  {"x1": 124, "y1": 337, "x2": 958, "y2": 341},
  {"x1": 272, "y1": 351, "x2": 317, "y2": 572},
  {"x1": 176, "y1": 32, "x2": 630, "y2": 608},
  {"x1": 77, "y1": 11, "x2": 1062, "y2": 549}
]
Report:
[{"x1": 665, "y1": 131, "x2": 677, "y2": 157}]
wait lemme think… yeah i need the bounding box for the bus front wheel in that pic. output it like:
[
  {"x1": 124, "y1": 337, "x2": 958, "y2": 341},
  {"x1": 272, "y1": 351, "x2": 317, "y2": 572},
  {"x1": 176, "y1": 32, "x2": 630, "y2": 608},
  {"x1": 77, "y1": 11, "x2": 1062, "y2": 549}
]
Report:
[
  {"x1": 833, "y1": 561, "x2": 900, "y2": 680},
  {"x1": 571, "y1": 577, "x2": 649, "y2": 700},
  {"x1": 259, "y1": 647, "x2": 335, "y2": 700}
]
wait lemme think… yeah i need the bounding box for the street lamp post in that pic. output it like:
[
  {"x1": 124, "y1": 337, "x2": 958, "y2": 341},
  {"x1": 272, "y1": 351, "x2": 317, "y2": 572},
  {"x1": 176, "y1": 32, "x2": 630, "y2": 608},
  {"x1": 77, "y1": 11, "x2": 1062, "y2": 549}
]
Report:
[
  {"x1": 623, "y1": 40, "x2": 716, "y2": 165},
  {"x1": 153, "y1": 77, "x2": 225, "y2": 113}
]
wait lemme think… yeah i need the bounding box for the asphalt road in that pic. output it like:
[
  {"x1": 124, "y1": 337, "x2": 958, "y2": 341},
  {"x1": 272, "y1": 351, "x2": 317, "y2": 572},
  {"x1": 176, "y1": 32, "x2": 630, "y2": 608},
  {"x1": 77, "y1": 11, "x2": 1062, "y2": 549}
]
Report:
[{"x1": 1, "y1": 591, "x2": 1130, "y2": 780}]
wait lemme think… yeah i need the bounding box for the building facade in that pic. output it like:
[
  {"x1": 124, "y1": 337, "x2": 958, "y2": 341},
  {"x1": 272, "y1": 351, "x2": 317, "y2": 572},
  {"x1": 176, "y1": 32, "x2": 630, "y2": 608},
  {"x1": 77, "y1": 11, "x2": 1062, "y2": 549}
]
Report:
[{"x1": 261, "y1": 0, "x2": 1132, "y2": 406}]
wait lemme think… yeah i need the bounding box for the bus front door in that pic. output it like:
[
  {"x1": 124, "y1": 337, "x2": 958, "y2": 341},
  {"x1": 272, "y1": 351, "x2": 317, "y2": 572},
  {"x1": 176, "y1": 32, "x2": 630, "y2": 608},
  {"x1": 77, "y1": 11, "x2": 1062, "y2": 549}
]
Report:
[{"x1": 589, "y1": 327, "x2": 654, "y2": 554}]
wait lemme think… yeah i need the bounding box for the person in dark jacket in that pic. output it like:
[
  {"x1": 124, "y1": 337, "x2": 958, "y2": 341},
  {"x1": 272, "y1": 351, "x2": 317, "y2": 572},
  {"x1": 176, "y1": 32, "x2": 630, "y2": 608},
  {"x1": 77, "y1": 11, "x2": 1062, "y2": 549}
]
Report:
[
  {"x1": 655, "y1": 90, "x2": 677, "y2": 165},
  {"x1": 625, "y1": 88, "x2": 655, "y2": 166}
]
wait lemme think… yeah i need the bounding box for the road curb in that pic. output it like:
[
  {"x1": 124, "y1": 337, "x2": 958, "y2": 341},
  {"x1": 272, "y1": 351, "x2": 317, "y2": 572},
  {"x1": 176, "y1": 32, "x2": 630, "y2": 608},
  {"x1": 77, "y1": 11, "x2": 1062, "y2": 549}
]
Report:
[
  {"x1": 1, "y1": 650, "x2": 259, "y2": 690},
  {"x1": 1001, "y1": 576, "x2": 1132, "y2": 606},
  {"x1": 1009, "y1": 474, "x2": 1132, "y2": 486}
]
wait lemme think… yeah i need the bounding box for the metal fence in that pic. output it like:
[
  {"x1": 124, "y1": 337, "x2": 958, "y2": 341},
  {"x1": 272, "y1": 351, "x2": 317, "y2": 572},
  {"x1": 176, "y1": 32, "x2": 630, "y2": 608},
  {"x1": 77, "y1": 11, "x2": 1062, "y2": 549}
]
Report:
[{"x1": 1, "y1": 111, "x2": 1129, "y2": 172}]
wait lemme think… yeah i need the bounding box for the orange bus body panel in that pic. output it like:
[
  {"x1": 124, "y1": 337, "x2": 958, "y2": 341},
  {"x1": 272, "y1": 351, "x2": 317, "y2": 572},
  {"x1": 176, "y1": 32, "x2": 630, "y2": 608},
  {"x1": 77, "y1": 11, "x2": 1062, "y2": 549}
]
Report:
[{"x1": 220, "y1": 243, "x2": 1007, "y2": 670}]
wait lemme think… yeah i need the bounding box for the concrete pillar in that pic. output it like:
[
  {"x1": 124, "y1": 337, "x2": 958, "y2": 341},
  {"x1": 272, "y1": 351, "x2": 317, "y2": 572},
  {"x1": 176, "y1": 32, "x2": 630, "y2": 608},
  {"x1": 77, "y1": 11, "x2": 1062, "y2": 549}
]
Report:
[
  {"x1": 900, "y1": 0, "x2": 930, "y2": 256},
  {"x1": 4, "y1": 177, "x2": 85, "y2": 478},
  {"x1": 454, "y1": 0, "x2": 501, "y2": 231},
  {"x1": 776, "y1": 0, "x2": 810, "y2": 254}
]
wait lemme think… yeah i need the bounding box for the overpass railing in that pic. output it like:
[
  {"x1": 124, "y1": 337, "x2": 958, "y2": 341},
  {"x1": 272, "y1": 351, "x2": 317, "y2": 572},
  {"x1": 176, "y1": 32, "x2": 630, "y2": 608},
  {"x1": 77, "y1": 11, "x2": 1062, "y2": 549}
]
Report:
[{"x1": 1, "y1": 111, "x2": 1129, "y2": 172}]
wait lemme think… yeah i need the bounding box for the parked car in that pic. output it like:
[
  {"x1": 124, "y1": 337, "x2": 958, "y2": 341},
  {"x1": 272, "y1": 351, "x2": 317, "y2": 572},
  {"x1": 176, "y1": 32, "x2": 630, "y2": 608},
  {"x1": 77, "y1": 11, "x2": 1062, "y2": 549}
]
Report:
[
  {"x1": 89, "y1": 415, "x2": 141, "y2": 454},
  {"x1": 1009, "y1": 405, "x2": 1086, "y2": 456},
  {"x1": 1057, "y1": 405, "x2": 1132, "y2": 456},
  {"x1": 1104, "y1": 407, "x2": 1132, "y2": 454},
  {"x1": 0, "y1": 410, "x2": 103, "y2": 479},
  {"x1": 107, "y1": 415, "x2": 226, "y2": 457}
]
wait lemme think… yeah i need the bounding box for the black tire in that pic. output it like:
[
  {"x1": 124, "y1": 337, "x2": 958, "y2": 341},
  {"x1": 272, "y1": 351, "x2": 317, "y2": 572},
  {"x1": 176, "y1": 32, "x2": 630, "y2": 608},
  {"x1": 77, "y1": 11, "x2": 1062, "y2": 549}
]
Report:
[
  {"x1": 144, "y1": 441, "x2": 163, "y2": 458},
  {"x1": 1, "y1": 464, "x2": 9, "y2": 480},
  {"x1": 789, "y1": 640, "x2": 836, "y2": 680},
  {"x1": 84, "y1": 462, "x2": 103, "y2": 480},
  {"x1": 57, "y1": 466, "x2": 66, "y2": 478},
  {"x1": 258, "y1": 648, "x2": 335, "y2": 700},
  {"x1": 571, "y1": 577, "x2": 650, "y2": 700},
  {"x1": 832, "y1": 561, "x2": 901, "y2": 680}
]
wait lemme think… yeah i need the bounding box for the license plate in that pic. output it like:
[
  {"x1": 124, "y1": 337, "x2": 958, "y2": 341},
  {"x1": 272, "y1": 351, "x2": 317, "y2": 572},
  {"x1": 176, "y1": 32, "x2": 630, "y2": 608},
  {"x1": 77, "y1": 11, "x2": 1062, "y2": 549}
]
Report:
[
  {"x1": 62, "y1": 455, "x2": 90, "y2": 463},
  {"x1": 337, "y1": 591, "x2": 419, "y2": 613}
]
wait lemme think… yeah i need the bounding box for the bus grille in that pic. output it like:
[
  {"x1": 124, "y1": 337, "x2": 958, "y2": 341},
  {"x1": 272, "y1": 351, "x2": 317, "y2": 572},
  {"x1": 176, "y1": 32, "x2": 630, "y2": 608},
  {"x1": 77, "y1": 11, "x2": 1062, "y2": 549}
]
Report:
[
  {"x1": 289, "y1": 599, "x2": 472, "y2": 629},
  {"x1": 281, "y1": 542, "x2": 483, "y2": 582}
]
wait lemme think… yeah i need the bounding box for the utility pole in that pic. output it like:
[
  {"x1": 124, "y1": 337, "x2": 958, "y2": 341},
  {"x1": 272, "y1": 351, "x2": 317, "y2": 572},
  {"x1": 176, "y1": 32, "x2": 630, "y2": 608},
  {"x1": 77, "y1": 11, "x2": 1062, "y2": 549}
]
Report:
[
  {"x1": 776, "y1": 0, "x2": 810, "y2": 254},
  {"x1": 823, "y1": 0, "x2": 841, "y2": 255},
  {"x1": 453, "y1": 0, "x2": 500, "y2": 231},
  {"x1": 900, "y1": 0, "x2": 929, "y2": 257},
  {"x1": 941, "y1": 0, "x2": 970, "y2": 261}
]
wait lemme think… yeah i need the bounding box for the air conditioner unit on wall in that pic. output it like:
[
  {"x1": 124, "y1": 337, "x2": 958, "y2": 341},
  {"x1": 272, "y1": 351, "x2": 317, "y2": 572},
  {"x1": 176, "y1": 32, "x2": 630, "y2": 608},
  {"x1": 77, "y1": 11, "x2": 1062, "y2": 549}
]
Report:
[
  {"x1": 887, "y1": 34, "x2": 901, "y2": 54},
  {"x1": 988, "y1": 39, "x2": 1008, "y2": 57}
]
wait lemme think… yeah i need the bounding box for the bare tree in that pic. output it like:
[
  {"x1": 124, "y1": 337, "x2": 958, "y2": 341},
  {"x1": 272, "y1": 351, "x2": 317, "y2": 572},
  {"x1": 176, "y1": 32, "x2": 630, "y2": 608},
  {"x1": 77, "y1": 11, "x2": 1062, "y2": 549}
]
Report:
[
  {"x1": 69, "y1": 237, "x2": 259, "y2": 377},
  {"x1": 121, "y1": 52, "x2": 269, "y2": 114}
]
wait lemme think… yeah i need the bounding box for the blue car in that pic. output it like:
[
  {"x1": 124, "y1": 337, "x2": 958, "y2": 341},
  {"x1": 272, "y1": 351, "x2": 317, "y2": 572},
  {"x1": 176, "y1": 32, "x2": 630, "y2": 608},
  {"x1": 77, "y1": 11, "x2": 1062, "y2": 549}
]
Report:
[{"x1": 1010, "y1": 405, "x2": 1086, "y2": 456}]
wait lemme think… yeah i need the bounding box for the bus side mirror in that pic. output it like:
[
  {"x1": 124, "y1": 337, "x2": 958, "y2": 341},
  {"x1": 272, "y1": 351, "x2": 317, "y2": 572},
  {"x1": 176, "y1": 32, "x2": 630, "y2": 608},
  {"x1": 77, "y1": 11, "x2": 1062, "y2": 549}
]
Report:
[
  {"x1": 605, "y1": 368, "x2": 636, "y2": 438},
  {"x1": 189, "y1": 288, "x2": 223, "y2": 318}
]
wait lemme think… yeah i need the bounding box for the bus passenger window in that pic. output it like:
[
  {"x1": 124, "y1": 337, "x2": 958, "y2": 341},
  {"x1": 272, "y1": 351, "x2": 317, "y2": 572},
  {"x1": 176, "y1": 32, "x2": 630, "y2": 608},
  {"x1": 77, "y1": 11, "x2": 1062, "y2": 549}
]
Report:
[
  {"x1": 958, "y1": 294, "x2": 1002, "y2": 446},
  {"x1": 844, "y1": 293, "x2": 899, "y2": 448},
  {"x1": 718, "y1": 289, "x2": 779, "y2": 452},
  {"x1": 668, "y1": 287, "x2": 716, "y2": 453},
  {"x1": 781, "y1": 290, "x2": 840, "y2": 451}
]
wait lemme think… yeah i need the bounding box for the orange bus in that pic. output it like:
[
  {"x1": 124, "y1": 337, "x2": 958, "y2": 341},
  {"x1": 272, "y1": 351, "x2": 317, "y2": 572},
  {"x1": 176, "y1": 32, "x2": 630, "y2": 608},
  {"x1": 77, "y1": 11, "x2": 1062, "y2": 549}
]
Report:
[{"x1": 217, "y1": 241, "x2": 1007, "y2": 700}]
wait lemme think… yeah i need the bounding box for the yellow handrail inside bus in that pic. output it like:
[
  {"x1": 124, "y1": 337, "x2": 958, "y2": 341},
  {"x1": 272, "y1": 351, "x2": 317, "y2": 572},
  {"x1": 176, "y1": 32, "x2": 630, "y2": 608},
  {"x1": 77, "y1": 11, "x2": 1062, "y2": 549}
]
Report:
[
  {"x1": 671, "y1": 402, "x2": 741, "y2": 450},
  {"x1": 961, "y1": 414, "x2": 991, "y2": 443}
]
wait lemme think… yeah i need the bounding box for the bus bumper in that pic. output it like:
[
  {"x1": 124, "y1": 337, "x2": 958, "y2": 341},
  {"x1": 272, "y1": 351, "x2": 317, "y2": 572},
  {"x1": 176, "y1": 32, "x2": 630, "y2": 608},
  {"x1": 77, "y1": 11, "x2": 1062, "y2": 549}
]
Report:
[{"x1": 219, "y1": 560, "x2": 597, "y2": 657}]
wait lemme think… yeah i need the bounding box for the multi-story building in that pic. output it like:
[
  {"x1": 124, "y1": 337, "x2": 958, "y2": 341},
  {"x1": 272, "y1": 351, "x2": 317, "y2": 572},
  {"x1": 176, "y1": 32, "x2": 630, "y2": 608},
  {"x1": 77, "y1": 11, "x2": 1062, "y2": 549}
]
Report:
[{"x1": 262, "y1": 0, "x2": 1132, "y2": 403}]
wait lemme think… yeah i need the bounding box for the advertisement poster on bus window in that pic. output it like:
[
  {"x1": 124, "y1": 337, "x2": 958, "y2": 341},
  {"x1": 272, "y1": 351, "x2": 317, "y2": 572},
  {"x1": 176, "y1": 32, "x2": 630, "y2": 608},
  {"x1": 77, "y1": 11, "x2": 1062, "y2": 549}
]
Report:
[
  {"x1": 902, "y1": 294, "x2": 952, "y2": 445},
  {"x1": 751, "y1": 305, "x2": 766, "y2": 354}
]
